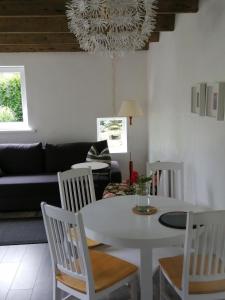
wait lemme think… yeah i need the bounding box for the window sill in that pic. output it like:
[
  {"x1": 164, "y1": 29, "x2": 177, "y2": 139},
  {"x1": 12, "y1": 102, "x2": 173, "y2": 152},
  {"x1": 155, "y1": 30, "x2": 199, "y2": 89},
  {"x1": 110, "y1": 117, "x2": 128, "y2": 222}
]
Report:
[{"x1": 0, "y1": 126, "x2": 36, "y2": 133}]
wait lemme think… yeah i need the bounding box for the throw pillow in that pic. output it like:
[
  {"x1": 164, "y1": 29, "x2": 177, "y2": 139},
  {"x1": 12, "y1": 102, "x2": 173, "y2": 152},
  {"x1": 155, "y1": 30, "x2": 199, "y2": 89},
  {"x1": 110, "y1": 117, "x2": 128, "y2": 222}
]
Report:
[{"x1": 86, "y1": 144, "x2": 111, "y2": 165}]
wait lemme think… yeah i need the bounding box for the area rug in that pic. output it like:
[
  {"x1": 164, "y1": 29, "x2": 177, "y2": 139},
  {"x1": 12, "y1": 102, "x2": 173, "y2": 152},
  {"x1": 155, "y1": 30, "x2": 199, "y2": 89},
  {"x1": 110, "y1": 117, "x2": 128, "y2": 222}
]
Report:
[{"x1": 0, "y1": 217, "x2": 47, "y2": 245}]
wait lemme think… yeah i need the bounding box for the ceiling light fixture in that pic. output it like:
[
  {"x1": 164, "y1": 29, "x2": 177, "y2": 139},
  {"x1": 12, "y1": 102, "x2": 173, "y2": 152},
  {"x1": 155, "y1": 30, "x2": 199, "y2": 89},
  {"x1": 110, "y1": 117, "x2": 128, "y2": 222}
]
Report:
[{"x1": 66, "y1": 0, "x2": 158, "y2": 56}]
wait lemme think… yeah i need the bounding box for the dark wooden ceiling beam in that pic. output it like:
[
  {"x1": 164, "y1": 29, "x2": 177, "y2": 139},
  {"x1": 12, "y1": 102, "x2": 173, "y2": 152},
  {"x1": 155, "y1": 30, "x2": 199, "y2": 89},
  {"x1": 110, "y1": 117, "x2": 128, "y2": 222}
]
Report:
[
  {"x1": 148, "y1": 32, "x2": 160, "y2": 43},
  {"x1": 0, "y1": 33, "x2": 77, "y2": 44},
  {"x1": 158, "y1": 0, "x2": 198, "y2": 14},
  {"x1": 0, "y1": 15, "x2": 175, "y2": 33},
  {"x1": 0, "y1": 32, "x2": 159, "y2": 45},
  {"x1": 0, "y1": 16, "x2": 68, "y2": 33},
  {"x1": 0, "y1": 0, "x2": 66, "y2": 16},
  {"x1": 0, "y1": 44, "x2": 82, "y2": 52},
  {"x1": 0, "y1": 0, "x2": 198, "y2": 16},
  {"x1": 0, "y1": 0, "x2": 199, "y2": 52},
  {"x1": 155, "y1": 14, "x2": 175, "y2": 32},
  {"x1": 0, "y1": 32, "x2": 159, "y2": 52},
  {"x1": 143, "y1": 34, "x2": 160, "y2": 50}
]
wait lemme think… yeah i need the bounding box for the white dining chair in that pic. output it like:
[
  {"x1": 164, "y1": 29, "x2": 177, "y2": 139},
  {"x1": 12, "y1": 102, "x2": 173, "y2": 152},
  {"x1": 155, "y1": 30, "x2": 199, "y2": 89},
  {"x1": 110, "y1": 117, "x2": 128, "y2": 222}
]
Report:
[
  {"x1": 58, "y1": 168, "x2": 96, "y2": 212},
  {"x1": 58, "y1": 168, "x2": 100, "y2": 248},
  {"x1": 146, "y1": 161, "x2": 184, "y2": 201},
  {"x1": 41, "y1": 202, "x2": 139, "y2": 300},
  {"x1": 159, "y1": 210, "x2": 225, "y2": 300},
  {"x1": 147, "y1": 162, "x2": 185, "y2": 272}
]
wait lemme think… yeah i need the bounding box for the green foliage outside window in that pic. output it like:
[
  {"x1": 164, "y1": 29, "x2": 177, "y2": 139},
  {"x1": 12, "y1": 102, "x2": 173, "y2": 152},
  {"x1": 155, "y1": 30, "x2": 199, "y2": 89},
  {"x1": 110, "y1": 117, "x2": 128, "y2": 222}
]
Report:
[
  {"x1": 0, "y1": 73, "x2": 23, "y2": 122},
  {"x1": 0, "y1": 106, "x2": 15, "y2": 122}
]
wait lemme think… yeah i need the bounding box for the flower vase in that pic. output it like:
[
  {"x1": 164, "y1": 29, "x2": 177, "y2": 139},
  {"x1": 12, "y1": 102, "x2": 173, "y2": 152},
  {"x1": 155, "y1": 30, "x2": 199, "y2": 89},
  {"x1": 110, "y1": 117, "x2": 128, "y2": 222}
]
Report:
[{"x1": 135, "y1": 182, "x2": 150, "y2": 208}]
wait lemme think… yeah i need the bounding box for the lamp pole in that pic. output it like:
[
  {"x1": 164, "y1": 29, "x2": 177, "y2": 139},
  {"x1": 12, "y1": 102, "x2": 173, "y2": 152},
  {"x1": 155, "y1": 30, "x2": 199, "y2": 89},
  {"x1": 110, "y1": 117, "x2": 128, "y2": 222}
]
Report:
[
  {"x1": 129, "y1": 151, "x2": 133, "y2": 186},
  {"x1": 118, "y1": 100, "x2": 143, "y2": 184},
  {"x1": 128, "y1": 116, "x2": 133, "y2": 185}
]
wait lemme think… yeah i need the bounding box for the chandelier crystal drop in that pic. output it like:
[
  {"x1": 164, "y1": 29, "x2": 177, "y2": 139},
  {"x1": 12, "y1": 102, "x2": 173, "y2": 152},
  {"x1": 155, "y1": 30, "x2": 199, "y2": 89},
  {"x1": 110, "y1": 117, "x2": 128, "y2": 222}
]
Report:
[{"x1": 66, "y1": 0, "x2": 158, "y2": 55}]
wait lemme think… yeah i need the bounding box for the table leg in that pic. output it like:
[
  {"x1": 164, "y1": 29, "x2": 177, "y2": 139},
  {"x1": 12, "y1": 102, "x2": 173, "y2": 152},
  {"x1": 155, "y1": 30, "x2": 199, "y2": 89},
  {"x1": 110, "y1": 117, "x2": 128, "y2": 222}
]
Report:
[{"x1": 140, "y1": 247, "x2": 153, "y2": 300}]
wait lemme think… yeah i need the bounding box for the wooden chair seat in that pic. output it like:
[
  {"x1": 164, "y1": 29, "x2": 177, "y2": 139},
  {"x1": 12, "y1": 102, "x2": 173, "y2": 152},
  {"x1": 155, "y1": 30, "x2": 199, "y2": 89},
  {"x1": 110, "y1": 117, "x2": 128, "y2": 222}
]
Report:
[
  {"x1": 56, "y1": 249, "x2": 138, "y2": 294},
  {"x1": 86, "y1": 238, "x2": 101, "y2": 248},
  {"x1": 159, "y1": 255, "x2": 225, "y2": 294},
  {"x1": 68, "y1": 227, "x2": 101, "y2": 248}
]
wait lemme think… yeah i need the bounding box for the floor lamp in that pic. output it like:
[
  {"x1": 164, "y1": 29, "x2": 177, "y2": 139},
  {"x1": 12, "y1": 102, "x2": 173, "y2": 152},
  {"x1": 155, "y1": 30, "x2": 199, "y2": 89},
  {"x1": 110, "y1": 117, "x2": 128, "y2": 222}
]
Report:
[{"x1": 118, "y1": 100, "x2": 143, "y2": 185}]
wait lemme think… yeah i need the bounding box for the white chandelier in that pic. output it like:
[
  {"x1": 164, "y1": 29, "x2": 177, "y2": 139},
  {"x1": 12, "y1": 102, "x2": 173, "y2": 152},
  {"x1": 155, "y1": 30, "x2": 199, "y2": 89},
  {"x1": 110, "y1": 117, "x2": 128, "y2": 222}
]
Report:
[{"x1": 66, "y1": 0, "x2": 158, "y2": 55}]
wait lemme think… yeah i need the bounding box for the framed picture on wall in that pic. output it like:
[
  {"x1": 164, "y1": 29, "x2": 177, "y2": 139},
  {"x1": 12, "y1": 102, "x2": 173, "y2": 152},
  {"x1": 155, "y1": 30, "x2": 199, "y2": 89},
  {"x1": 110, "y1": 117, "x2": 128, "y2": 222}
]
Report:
[
  {"x1": 191, "y1": 83, "x2": 206, "y2": 116},
  {"x1": 206, "y1": 82, "x2": 225, "y2": 121}
]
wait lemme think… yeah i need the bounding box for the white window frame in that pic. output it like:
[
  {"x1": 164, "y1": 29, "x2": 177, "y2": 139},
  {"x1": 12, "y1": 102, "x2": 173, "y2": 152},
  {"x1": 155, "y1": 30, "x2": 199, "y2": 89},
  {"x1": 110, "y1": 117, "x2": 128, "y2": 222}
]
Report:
[
  {"x1": 97, "y1": 117, "x2": 127, "y2": 154},
  {"x1": 0, "y1": 66, "x2": 30, "y2": 131}
]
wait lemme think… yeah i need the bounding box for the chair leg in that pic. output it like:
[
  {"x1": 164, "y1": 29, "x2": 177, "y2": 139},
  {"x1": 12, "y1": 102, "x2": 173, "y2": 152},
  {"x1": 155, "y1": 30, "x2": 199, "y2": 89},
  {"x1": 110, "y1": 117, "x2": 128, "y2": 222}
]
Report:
[
  {"x1": 159, "y1": 268, "x2": 167, "y2": 300},
  {"x1": 130, "y1": 276, "x2": 138, "y2": 300}
]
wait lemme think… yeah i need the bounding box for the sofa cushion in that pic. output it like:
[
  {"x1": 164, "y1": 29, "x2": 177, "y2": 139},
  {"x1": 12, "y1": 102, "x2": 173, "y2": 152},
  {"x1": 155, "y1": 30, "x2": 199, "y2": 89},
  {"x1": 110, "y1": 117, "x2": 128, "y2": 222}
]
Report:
[
  {"x1": 0, "y1": 143, "x2": 44, "y2": 175},
  {"x1": 45, "y1": 140, "x2": 108, "y2": 173},
  {"x1": 0, "y1": 168, "x2": 4, "y2": 177},
  {"x1": 0, "y1": 174, "x2": 60, "y2": 211},
  {"x1": 0, "y1": 174, "x2": 58, "y2": 185}
]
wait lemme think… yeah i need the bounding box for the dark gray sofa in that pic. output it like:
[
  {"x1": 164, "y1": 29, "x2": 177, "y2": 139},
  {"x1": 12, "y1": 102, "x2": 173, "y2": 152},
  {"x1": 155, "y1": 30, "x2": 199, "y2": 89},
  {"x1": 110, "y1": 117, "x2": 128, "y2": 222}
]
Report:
[{"x1": 0, "y1": 141, "x2": 122, "y2": 212}]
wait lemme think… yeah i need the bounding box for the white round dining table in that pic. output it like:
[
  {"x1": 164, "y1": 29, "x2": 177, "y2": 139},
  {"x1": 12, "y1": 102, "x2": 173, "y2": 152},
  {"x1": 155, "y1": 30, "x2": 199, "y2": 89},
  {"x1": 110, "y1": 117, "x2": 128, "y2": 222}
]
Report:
[{"x1": 81, "y1": 195, "x2": 206, "y2": 300}]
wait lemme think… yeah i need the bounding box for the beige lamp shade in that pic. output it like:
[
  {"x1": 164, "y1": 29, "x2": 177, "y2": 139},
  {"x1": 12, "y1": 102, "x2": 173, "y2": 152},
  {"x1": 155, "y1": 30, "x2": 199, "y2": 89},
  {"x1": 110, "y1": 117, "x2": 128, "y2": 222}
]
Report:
[{"x1": 118, "y1": 100, "x2": 143, "y2": 125}]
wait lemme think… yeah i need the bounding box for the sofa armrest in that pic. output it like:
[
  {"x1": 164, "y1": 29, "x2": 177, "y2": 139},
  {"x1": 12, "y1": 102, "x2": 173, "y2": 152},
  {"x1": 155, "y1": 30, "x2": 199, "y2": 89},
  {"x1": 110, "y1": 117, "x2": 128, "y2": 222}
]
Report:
[{"x1": 110, "y1": 161, "x2": 122, "y2": 183}]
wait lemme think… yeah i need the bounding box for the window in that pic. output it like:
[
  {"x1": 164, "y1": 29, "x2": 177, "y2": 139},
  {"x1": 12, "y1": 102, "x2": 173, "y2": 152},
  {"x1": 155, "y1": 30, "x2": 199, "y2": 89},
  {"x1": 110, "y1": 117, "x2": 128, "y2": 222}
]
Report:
[
  {"x1": 0, "y1": 66, "x2": 29, "y2": 130},
  {"x1": 97, "y1": 117, "x2": 127, "y2": 153}
]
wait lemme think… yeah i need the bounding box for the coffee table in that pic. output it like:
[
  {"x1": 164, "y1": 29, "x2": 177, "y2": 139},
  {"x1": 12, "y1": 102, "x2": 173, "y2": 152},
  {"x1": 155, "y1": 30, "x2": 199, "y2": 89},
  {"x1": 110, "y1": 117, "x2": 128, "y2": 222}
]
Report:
[{"x1": 71, "y1": 161, "x2": 109, "y2": 170}]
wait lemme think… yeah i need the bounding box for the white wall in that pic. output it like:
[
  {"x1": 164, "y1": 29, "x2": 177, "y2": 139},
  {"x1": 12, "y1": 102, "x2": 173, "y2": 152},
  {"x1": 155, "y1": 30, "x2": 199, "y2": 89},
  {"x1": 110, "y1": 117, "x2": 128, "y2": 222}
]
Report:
[
  {"x1": 148, "y1": 0, "x2": 225, "y2": 208},
  {"x1": 0, "y1": 51, "x2": 148, "y2": 178},
  {"x1": 114, "y1": 54, "x2": 148, "y2": 178}
]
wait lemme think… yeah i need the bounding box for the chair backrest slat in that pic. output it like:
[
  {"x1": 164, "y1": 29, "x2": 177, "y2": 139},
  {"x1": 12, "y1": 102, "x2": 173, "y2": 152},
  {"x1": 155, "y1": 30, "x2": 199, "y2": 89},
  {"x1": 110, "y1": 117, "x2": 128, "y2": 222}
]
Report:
[
  {"x1": 207, "y1": 224, "x2": 216, "y2": 275},
  {"x1": 63, "y1": 181, "x2": 70, "y2": 211},
  {"x1": 199, "y1": 228, "x2": 208, "y2": 275},
  {"x1": 182, "y1": 210, "x2": 225, "y2": 297},
  {"x1": 156, "y1": 170, "x2": 160, "y2": 195},
  {"x1": 41, "y1": 202, "x2": 95, "y2": 296},
  {"x1": 66, "y1": 224, "x2": 77, "y2": 273},
  {"x1": 56, "y1": 219, "x2": 68, "y2": 269},
  {"x1": 76, "y1": 177, "x2": 83, "y2": 209},
  {"x1": 85, "y1": 176, "x2": 91, "y2": 205},
  {"x1": 192, "y1": 225, "x2": 201, "y2": 275},
  {"x1": 58, "y1": 168, "x2": 96, "y2": 213},
  {"x1": 146, "y1": 161, "x2": 184, "y2": 200},
  {"x1": 213, "y1": 226, "x2": 222, "y2": 274},
  {"x1": 69, "y1": 179, "x2": 75, "y2": 212},
  {"x1": 51, "y1": 218, "x2": 63, "y2": 265},
  {"x1": 67, "y1": 180, "x2": 74, "y2": 211},
  {"x1": 152, "y1": 175, "x2": 156, "y2": 195},
  {"x1": 170, "y1": 169, "x2": 174, "y2": 198},
  {"x1": 162, "y1": 170, "x2": 167, "y2": 196}
]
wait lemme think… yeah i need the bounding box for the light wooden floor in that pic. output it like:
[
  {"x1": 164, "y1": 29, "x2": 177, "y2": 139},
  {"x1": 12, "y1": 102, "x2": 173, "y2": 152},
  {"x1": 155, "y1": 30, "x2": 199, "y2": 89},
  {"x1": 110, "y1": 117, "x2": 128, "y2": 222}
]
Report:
[
  {"x1": 0, "y1": 243, "x2": 181, "y2": 300},
  {"x1": 0, "y1": 244, "x2": 132, "y2": 300},
  {"x1": 0, "y1": 244, "x2": 52, "y2": 300}
]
